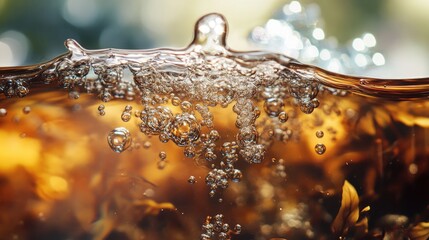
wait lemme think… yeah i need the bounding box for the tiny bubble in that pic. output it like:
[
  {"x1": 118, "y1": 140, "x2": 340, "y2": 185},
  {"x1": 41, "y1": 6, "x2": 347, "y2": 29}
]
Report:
[
  {"x1": 278, "y1": 111, "x2": 288, "y2": 123},
  {"x1": 159, "y1": 151, "x2": 167, "y2": 160},
  {"x1": 0, "y1": 108, "x2": 7, "y2": 117},
  {"x1": 316, "y1": 130, "x2": 324, "y2": 138},
  {"x1": 22, "y1": 106, "x2": 31, "y2": 114},
  {"x1": 188, "y1": 176, "x2": 196, "y2": 184}
]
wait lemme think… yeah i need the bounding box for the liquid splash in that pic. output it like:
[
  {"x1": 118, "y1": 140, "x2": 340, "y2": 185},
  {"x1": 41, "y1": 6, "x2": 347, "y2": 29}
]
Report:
[{"x1": 2, "y1": 13, "x2": 429, "y2": 103}]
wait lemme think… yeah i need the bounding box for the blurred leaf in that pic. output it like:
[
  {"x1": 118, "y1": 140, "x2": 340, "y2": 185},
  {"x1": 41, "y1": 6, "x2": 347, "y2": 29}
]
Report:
[
  {"x1": 354, "y1": 206, "x2": 371, "y2": 238},
  {"x1": 331, "y1": 180, "x2": 360, "y2": 237},
  {"x1": 133, "y1": 199, "x2": 175, "y2": 216},
  {"x1": 409, "y1": 222, "x2": 429, "y2": 240}
]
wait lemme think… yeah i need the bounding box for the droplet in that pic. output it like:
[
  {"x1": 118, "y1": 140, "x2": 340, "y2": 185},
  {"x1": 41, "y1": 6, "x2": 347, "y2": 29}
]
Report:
[
  {"x1": 193, "y1": 13, "x2": 227, "y2": 52},
  {"x1": 22, "y1": 106, "x2": 31, "y2": 114},
  {"x1": 278, "y1": 111, "x2": 288, "y2": 123},
  {"x1": 315, "y1": 143, "x2": 326, "y2": 155},
  {"x1": 264, "y1": 98, "x2": 284, "y2": 117},
  {"x1": 316, "y1": 130, "x2": 324, "y2": 138},
  {"x1": 0, "y1": 108, "x2": 7, "y2": 117},
  {"x1": 107, "y1": 127, "x2": 132, "y2": 153},
  {"x1": 188, "y1": 176, "x2": 196, "y2": 184}
]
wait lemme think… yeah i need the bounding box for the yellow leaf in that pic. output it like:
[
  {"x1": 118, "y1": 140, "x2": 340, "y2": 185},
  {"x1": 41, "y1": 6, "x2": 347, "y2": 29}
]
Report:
[
  {"x1": 331, "y1": 180, "x2": 360, "y2": 237},
  {"x1": 409, "y1": 222, "x2": 429, "y2": 240}
]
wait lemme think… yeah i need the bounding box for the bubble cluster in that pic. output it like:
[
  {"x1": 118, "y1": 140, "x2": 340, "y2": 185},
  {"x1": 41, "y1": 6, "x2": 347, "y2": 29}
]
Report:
[
  {"x1": 273, "y1": 158, "x2": 287, "y2": 178},
  {"x1": 121, "y1": 105, "x2": 132, "y2": 122},
  {"x1": 282, "y1": 69, "x2": 320, "y2": 114},
  {"x1": 107, "y1": 127, "x2": 132, "y2": 153},
  {"x1": 97, "y1": 104, "x2": 105, "y2": 116},
  {"x1": 139, "y1": 106, "x2": 173, "y2": 135},
  {"x1": 1, "y1": 79, "x2": 29, "y2": 98},
  {"x1": 234, "y1": 98, "x2": 265, "y2": 164},
  {"x1": 200, "y1": 129, "x2": 220, "y2": 162},
  {"x1": 200, "y1": 214, "x2": 241, "y2": 240},
  {"x1": 205, "y1": 169, "x2": 229, "y2": 197},
  {"x1": 264, "y1": 98, "x2": 284, "y2": 117},
  {"x1": 169, "y1": 113, "x2": 201, "y2": 147}
]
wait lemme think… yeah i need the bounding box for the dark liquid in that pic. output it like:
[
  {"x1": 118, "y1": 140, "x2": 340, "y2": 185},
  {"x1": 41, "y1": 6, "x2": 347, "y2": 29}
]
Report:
[{"x1": 1, "y1": 13, "x2": 429, "y2": 240}]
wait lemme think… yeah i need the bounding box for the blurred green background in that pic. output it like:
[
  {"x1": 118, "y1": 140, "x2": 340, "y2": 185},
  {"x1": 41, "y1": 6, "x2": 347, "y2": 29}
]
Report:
[{"x1": 0, "y1": 0, "x2": 428, "y2": 77}]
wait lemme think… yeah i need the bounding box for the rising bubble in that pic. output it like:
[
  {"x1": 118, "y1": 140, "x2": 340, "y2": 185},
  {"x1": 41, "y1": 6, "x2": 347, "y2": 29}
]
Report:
[
  {"x1": 315, "y1": 130, "x2": 324, "y2": 138},
  {"x1": 107, "y1": 127, "x2": 132, "y2": 153},
  {"x1": 264, "y1": 98, "x2": 284, "y2": 117},
  {"x1": 0, "y1": 108, "x2": 7, "y2": 117},
  {"x1": 314, "y1": 143, "x2": 326, "y2": 155}
]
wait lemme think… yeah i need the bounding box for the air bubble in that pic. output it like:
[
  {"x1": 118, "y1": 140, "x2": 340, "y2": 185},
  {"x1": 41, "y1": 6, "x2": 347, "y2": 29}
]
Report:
[
  {"x1": 121, "y1": 111, "x2": 131, "y2": 122},
  {"x1": 278, "y1": 111, "x2": 288, "y2": 123},
  {"x1": 124, "y1": 105, "x2": 132, "y2": 111},
  {"x1": 143, "y1": 141, "x2": 152, "y2": 149},
  {"x1": 180, "y1": 101, "x2": 193, "y2": 112},
  {"x1": 157, "y1": 160, "x2": 166, "y2": 170},
  {"x1": 184, "y1": 145, "x2": 196, "y2": 158},
  {"x1": 98, "y1": 104, "x2": 105, "y2": 116},
  {"x1": 171, "y1": 96, "x2": 181, "y2": 106},
  {"x1": 22, "y1": 106, "x2": 31, "y2": 114},
  {"x1": 140, "y1": 106, "x2": 173, "y2": 135},
  {"x1": 316, "y1": 130, "x2": 324, "y2": 138},
  {"x1": 231, "y1": 169, "x2": 243, "y2": 182},
  {"x1": 68, "y1": 90, "x2": 80, "y2": 99},
  {"x1": 264, "y1": 98, "x2": 284, "y2": 117},
  {"x1": 188, "y1": 176, "x2": 196, "y2": 184},
  {"x1": 234, "y1": 224, "x2": 242, "y2": 234},
  {"x1": 107, "y1": 127, "x2": 132, "y2": 153},
  {"x1": 159, "y1": 151, "x2": 167, "y2": 160},
  {"x1": 315, "y1": 143, "x2": 326, "y2": 155},
  {"x1": 0, "y1": 108, "x2": 7, "y2": 117}
]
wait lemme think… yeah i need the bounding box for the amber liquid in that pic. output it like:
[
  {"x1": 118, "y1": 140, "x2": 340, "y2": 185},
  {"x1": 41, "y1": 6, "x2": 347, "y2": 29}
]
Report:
[
  {"x1": 0, "y1": 88, "x2": 428, "y2": 240},
  {"x1": 1, "y1": 13, "x2": 429, "y2": 240}
]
